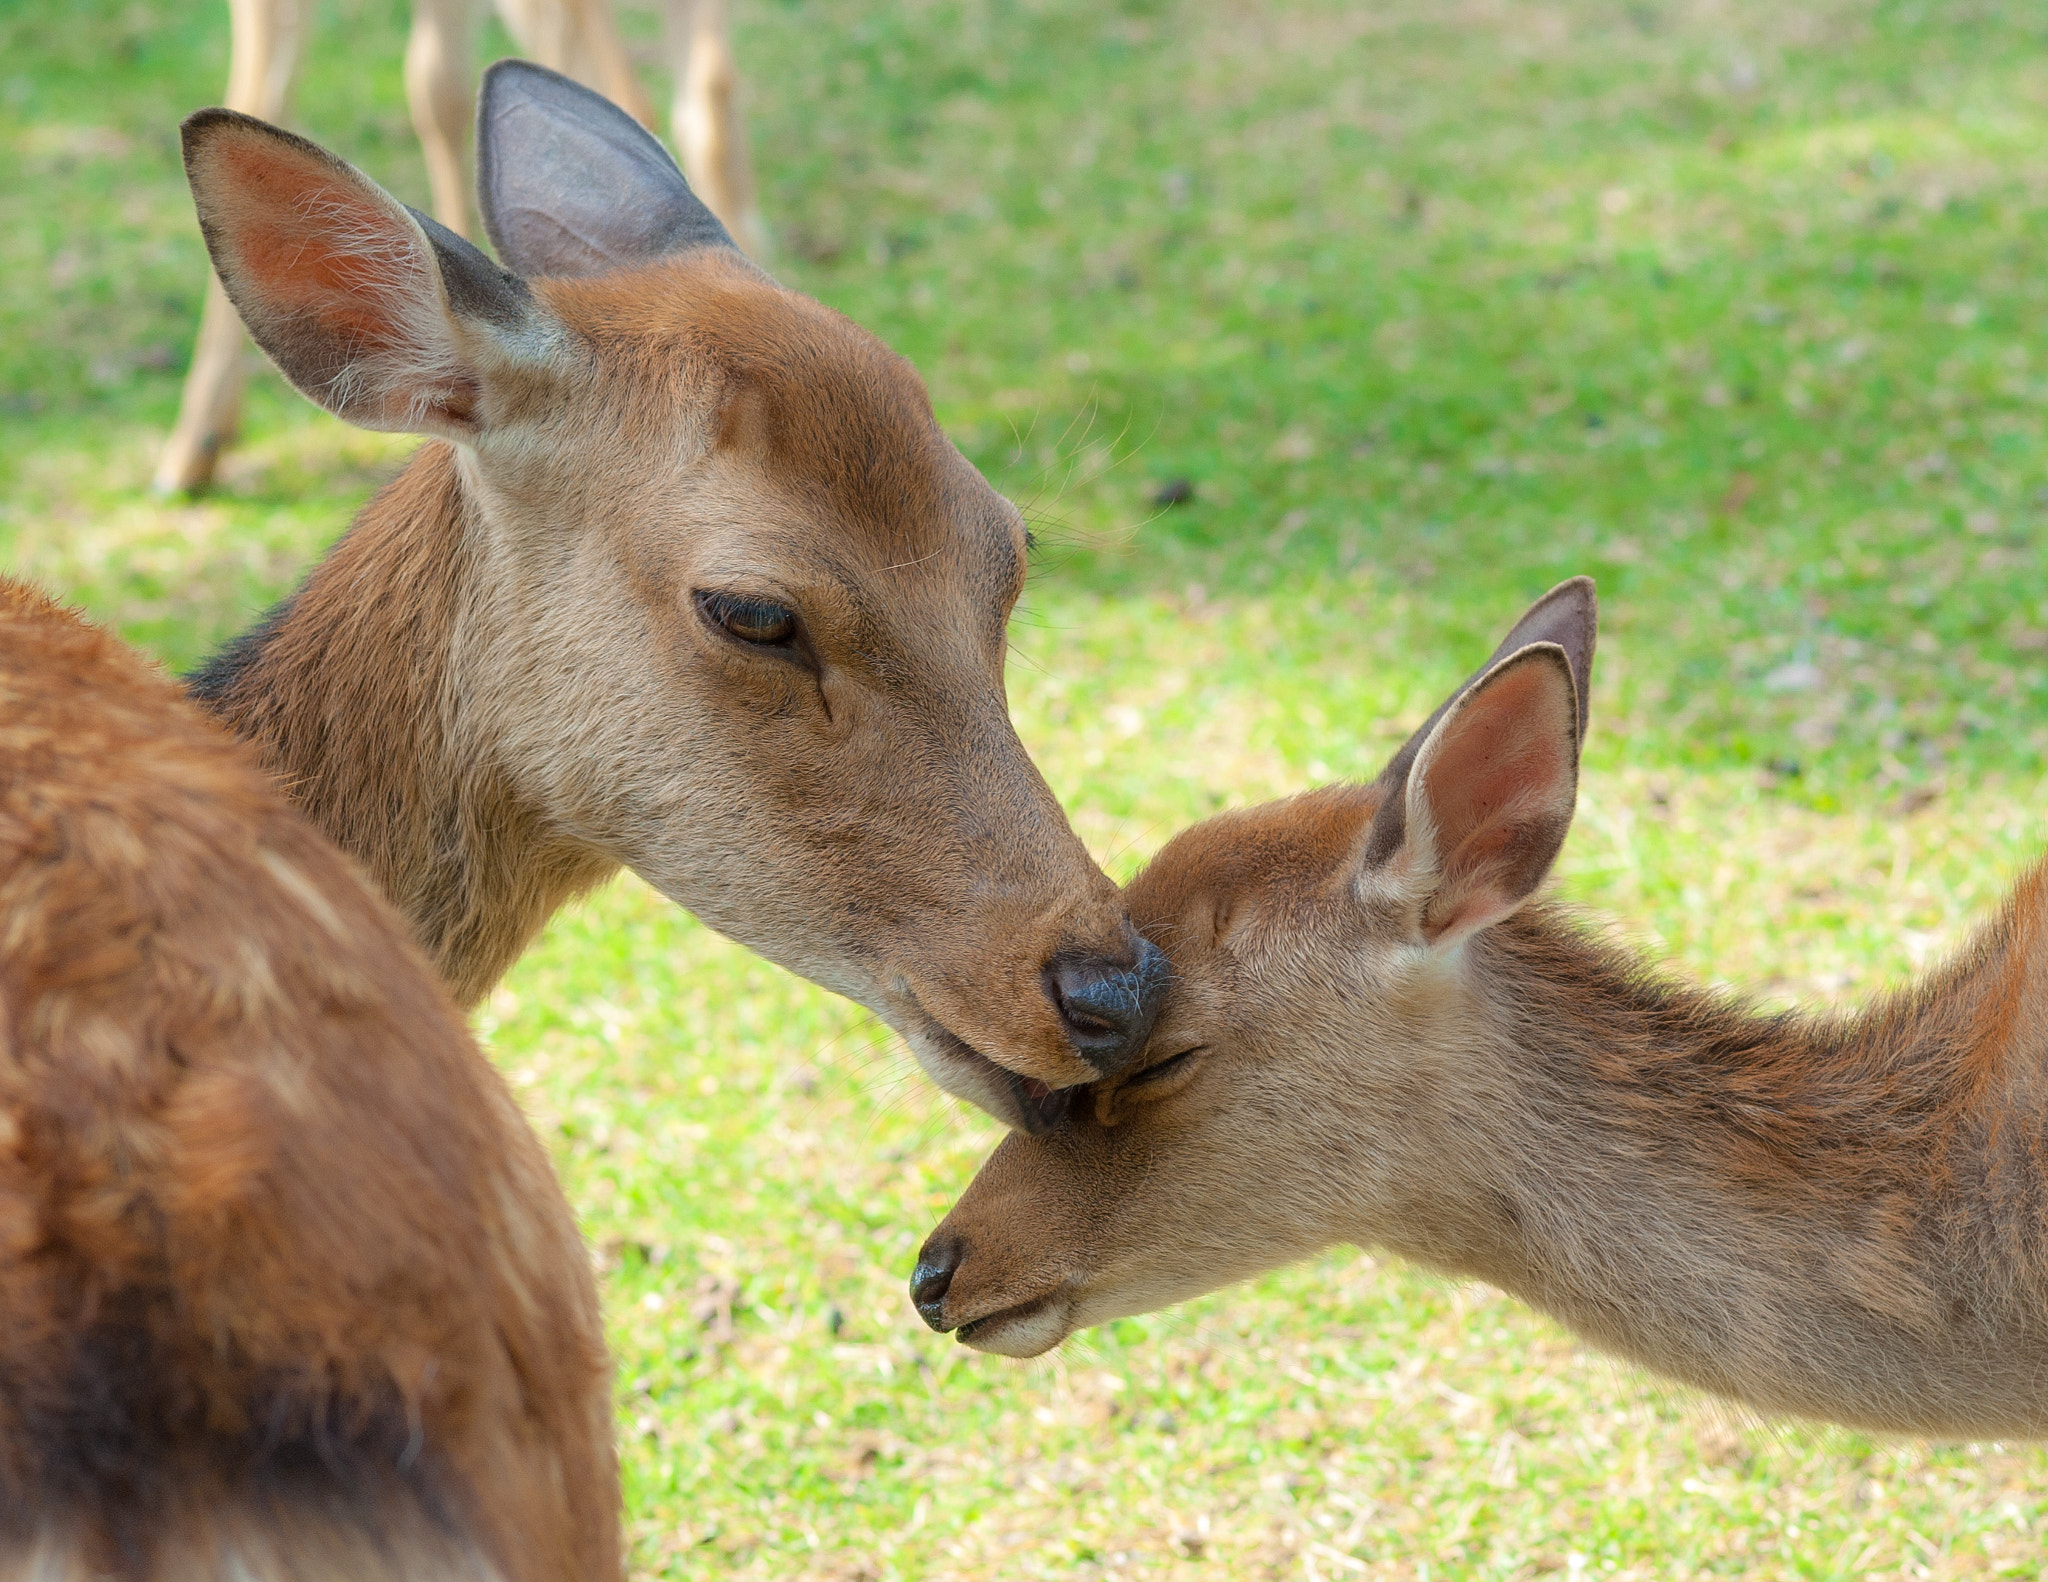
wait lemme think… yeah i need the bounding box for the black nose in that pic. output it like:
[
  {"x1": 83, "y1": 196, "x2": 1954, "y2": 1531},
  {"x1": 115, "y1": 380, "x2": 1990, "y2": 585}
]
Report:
[
  {"x1": 1044, "y1": 933, "x2": 1172, "y2": 1077},
  {"x1": 910, "y1": 1235, "x2": 962, "y2": 1331}
]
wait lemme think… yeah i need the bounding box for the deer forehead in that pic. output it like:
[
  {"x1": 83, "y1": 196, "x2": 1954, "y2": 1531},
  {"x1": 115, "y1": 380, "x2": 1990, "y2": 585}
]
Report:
[
  {"x1": 1129, "y1": 784, "x2": 1384, "y2": 941},
  {"x1": 533, "y1": 259, "x2": 1023, "y2": 582},
  {"x1": 1119, "y1": 782, "x2": 1450, "y2": 1068}
]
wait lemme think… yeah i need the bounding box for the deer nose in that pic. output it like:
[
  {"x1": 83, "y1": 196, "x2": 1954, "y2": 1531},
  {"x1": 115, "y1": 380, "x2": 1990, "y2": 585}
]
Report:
[
  {"x1": 911, "y1": 1235, "x2": 962, "y2": 1331},
  {"x1": 1044, "y1": 933, "x2": 1172, "y2": 1078}
]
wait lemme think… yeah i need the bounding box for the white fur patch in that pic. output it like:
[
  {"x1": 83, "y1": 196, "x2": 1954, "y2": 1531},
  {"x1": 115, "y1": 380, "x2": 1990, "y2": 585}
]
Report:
[{"x1": 961, "y1": 1298, "x2": 1074, "y2": 1359}]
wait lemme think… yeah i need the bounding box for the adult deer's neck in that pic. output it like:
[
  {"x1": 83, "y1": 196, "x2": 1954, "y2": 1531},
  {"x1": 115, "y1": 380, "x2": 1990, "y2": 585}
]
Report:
[
  {"x1": 188, "y1": 444, "x2": 613, "y2": 1008},
  {"x1": 1390, "y1": 877, "x2": 2048, "y2": 1436}
]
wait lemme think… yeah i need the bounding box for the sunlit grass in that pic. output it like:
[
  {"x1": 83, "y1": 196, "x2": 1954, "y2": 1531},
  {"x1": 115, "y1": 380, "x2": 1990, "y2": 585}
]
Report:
[{"x1": 11, "y1": 0, "x2": 2048, "y2": 1575}]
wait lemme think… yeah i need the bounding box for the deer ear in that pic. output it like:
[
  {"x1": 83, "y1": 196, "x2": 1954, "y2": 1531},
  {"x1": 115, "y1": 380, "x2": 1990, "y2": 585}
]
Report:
[
  {"x1": 181, "y1": 108, "x2": 547, "y2": 440},
  {"x1": 1358, "y1": 584, "x2": 1594, "y2": 946},
  {"x1": 476, "y1": 59, "x2": 740, "y2": 278},
  {"x1": 1361, "y1": 577, "x2": 1594, "y2": 870}
]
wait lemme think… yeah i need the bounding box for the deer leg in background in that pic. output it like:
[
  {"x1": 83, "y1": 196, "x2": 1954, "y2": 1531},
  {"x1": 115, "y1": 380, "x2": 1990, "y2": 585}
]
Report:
[
  {"x1": 561, "y1": 0, "x2": 659, "y2": 125},
  {"x1": 665, "y1": 0, "x2": 765, "y2": 259},
  {"x1": 418, "y1": 0, "x2": 654, "y2": 239},
  {"x1": 153, "y1": 0, "x2": 312, "y2": 496},
  {"x1": 493, "y1": 0, "x2": 657, "y2": 126},
  {"x1": 407, "y1": 0, "x2": 481, "y2": 233}
]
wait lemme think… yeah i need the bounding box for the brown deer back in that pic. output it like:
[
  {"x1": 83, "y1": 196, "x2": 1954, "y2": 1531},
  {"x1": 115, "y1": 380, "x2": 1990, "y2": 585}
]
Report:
[{"x1": 0, "y1": 579, "x2": 615, "y2": 1577}]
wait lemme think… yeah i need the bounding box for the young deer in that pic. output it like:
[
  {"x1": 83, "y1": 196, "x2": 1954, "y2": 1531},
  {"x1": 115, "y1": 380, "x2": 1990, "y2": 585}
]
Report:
[
  {"x1": 177, "y1": 64, "x2": 1162, "y2": 1133},
  {"x1": 0, "y1": 577, "x2": 614, "y2": 1576},
  {"x1": 158, "y1": 0, "x2": 761, "y2": 495},
  {"x1": 917, "y1": 578, "x2": 2048, "y2": 1439}
]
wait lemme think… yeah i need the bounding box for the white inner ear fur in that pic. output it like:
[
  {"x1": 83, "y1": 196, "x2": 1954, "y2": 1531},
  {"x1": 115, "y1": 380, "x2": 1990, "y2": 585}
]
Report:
[
  {"x1": 321, "y1": 200, "x2": 568, "y2": 440},
  {"x1": 324, "y1": 202, "x2": 479, "y2": 435}
]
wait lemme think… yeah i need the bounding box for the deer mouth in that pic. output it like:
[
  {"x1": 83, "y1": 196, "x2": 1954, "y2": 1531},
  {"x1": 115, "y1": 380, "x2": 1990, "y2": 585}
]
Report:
[
  {"x1": 952, "y1": 1290, "x2": 1074, "y2": 1358},
  {"x1": 894, "y1": 998, "x2": 1079, "y2": 1134}
]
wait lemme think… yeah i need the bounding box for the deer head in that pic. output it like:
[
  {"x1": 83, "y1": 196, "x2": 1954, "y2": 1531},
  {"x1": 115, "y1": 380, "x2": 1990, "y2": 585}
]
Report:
[
  {"x1": 177, "y1": 63, "x2": 1166, "y2": 1130},
  {"x1": 912, "y1": 580, "x2": 1596, "y2": 1348}
]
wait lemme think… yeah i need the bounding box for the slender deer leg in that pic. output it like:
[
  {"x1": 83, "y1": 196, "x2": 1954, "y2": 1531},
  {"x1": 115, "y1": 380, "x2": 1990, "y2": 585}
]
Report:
[
  {"x1": 561, "y1": 0, "x2": 659, "y2": 126},
  {"x1": 491, "y1": 0, "x2": 572, "y2": 72},
  {"x1": 665, "y1": 0, "x2": 766, "y2": 259},
  {"x1": 493, "y1": 0, "x2": 657, "y2": 126},
  {"x1": 154, "y1": 0, "x2": 312, "y2": 496},
  {"x1": 407, "y1": 0, "x2": 481, "y2": 234}
]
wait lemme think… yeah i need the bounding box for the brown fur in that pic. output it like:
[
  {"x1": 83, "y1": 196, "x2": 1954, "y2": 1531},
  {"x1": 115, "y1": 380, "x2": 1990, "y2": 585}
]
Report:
[
  {"x1": 182, "y1": 109, "x2": 1142, "y2": 1130},
  {"x1": 0, "y1": 579, "x2": 616, "y2": 1576},
  {"x1": 924, "y1": 583, "x2": 2048, "y2": 1438}
]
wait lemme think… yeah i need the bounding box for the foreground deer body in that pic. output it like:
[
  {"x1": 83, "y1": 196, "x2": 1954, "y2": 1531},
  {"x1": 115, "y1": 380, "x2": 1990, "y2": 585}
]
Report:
[
  {"x1": 176, "y1": 66, "x2": 1161, "y2": 1132},
  {"x1": 919, "y1": 579, "x2": 2048, "y2": 1438},
  {"x1": 0, "y1": 578, "x2": 614, "y2": 1575},
  {"x1": 157, "y1": 0, "x2": 761, "y2": 495}
]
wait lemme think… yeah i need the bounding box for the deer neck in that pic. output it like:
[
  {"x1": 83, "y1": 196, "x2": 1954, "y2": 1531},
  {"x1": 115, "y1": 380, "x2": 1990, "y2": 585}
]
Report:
[
  {"x1": 187, "y1": 443, "x2": 614, "y2": 1008},
  {"x1": 1365, "y1": 892, "x2": 2048, "y2": 1435}
]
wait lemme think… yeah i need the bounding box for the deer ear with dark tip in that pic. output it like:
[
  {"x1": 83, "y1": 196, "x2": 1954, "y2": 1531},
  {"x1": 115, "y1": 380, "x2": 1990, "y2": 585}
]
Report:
[
  {"x1": 1355, "y1": 579, "x2": 1595, "y2": 946},
  {"x1": 1493, "y1": 575, "x2": 1595, "y2": 745},
  {"x1": 1360, "y1": 576, "x2": 1595, "y2": 872},
  {"x1": 1359, "y1": 642, "x2": 1583, "y2": 947},
  {"x1": 476, "y1": 58, "x2": 739, "y2": 279},
  {"x1": 180, "y1": 107, "x2": 547, "y2": 441}
]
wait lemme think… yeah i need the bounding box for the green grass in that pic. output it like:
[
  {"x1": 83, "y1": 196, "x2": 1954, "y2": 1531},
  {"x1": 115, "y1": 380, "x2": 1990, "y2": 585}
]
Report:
[{"x1": 9, "y1": 0, "x2": 2048, "y2": 1574}]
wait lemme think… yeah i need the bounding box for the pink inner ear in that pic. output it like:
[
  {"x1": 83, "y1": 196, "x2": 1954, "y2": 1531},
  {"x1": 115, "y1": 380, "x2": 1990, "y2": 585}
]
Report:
[
  {"x1": 1426, "y1": 665, "x2": 1572, "y2": 836},
  {"x1": 211, "y1": 138, "x2": 426, "y2": 357},
  {"x1": 1416, "y1": 657, "x2": 1576, "y2": 940}
]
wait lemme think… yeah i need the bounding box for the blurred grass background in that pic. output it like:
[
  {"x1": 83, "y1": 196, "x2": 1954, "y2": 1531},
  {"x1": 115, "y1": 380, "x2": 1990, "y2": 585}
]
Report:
[{"x1": 8, "y1": 0, "x2": 2048, "y2": 1575}]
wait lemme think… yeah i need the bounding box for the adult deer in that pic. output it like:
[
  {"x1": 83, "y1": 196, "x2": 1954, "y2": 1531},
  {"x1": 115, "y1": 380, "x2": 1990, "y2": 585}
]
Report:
[
  {"x1": 157, "y1": 0, "x2": 760, "y2": 495},
  {"x1": 0, "y1": 578, "x2": 615, "y2": 1576},
  {"x1": 918, "y1": 578, "x2": 2048, "y2": 1439},
  {"x1": 177, "y1": 64, "x2": 1163, "y2": 1133}
]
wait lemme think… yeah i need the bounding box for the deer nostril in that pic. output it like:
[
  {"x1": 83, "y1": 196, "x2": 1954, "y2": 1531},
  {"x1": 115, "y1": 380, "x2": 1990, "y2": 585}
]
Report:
[
  {"x1": 1044, "y1": 934, "x2": 1172, "y2": 1078},
  {"x1": 910, "y1": 1235, "x2": 963, "y2": 1331}
]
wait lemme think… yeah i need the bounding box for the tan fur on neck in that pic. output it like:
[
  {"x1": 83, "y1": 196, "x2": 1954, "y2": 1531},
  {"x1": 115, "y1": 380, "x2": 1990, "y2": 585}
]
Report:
[{"x1": 196, "y1": 446, "x2": 606, "y2": 1006}]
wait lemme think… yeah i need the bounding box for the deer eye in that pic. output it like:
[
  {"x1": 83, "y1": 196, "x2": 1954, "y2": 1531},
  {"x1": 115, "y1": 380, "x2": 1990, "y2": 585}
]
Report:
[
  {"x1": 1095, "y1": 1044, "x2": 1205, "y2": 1126},
  {"x1": 1126, "y1": 1046, "x2": 1203, "y2": 1092},
  {"x1": 697, "y1": 590, "x2": 797, "y2": 648}
]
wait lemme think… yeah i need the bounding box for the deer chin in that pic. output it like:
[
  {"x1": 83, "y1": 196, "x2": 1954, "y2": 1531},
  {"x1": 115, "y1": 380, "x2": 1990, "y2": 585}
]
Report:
[
  {"x1": 952, "y1": 1290, "x2": 1075, "y2": 1358},
  {"x1": 892, "y1": 1000, "x2": 1080, "y2": 1135}
]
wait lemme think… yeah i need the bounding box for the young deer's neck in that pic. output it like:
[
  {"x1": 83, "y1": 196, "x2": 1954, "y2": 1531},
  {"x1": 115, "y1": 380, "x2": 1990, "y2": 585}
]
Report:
[
  {"x1": 1371, "y1": 883, "x2": 2048, "y2": 1436},
  {"x1": 188, "y1": 445, "x2": 613, "y2": 1008}
]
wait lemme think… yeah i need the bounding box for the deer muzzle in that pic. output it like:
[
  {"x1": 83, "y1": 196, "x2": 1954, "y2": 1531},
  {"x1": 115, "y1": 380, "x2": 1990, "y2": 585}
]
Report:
[
  {"x1": 909, "y1": 1229, "x2": 1076, "y2": 1358},
  {"x1": 1044, "y1": 932, "x2": 1172, "y2": 1078}
]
